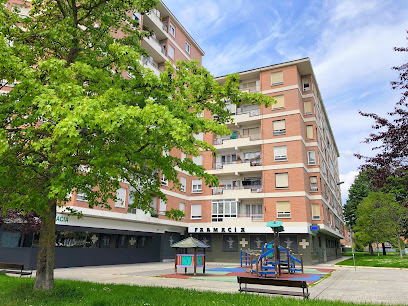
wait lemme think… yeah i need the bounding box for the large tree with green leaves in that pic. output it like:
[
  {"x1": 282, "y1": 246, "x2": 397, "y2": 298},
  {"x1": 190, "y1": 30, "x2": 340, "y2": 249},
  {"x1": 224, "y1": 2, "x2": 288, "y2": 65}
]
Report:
[
  {"x1": 343, "y1": 170, "x2": 373, "y2": 228},
  {"x1": 0, "y1": 0, "x2": 273, "y2": 290}
]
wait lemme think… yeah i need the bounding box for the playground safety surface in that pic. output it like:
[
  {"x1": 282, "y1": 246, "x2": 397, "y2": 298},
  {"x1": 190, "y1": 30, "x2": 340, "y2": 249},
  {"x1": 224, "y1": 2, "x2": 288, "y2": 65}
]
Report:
[{"x1": 161, "y1": 266, "x2": 334, "y2": 284}]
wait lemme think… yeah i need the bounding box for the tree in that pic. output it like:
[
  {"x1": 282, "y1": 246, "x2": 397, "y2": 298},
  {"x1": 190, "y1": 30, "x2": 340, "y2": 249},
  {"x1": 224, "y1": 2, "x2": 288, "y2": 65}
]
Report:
[
  {"x1": 355, "y1": 31, "x2": 408, "y2": 188},
  {"x1": 0, "y1": 0, "x2": 274, "y2": 291},
  {"x1": 0, "y1": 209, "x2": 41, "y2": 236},
  {"x1": 343, "y1": 170, "x2": 373, "y2": 228},
  {"x1": 354, "y1": 192, "x2": 394, "y2": 255}
]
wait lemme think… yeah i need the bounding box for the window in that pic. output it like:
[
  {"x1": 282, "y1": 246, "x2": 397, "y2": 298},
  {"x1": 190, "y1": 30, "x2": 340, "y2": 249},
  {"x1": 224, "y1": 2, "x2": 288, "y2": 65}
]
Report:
[
  {"x1": 304, "y1": 101, "x2": 312, "y2": 115},
  {"x1": 212, "y1": 199, "x2": 237, "y2": 221},
  {"x1": 243, "y1": 152, "x2": 261, "y2": 162},
  {"x1": 179, "y1": 202, "x2": 185, "y2": 214},
  {"x1": 161, "y1": 174, "x2": 168, "y2": 186},
  {"x1": 191, "y1": 204, "x2": 202, "y2": 219},
  {"x1": 0, "y1": 231, "x2": 21, "y2": 247},
  {"x1": 312, "y1": 204, "x2": 320, "y2": 220},
  {"x1": 310, "y1": 176, "x2": 318, "y2": 191},
  {"x1": 306, "y1": 125, "x2": 314, "y2": 139},
  {"x1": 128, "y1": 186, "x2": 136, "y2": 207},
  {"x1": 272, "y1": 95, "x2": 285, "y2": 110},
  {"x1": 159, "y1": 198, "x2": 167, "y2": 213},
  {"x1": 302, "y1": 77, "x2": 310, "y2": 91},
  {"x1": 271, "y1": 71, "x2": 283, "y2": 86},
  {"x1": 193, "y1": 155, "x2": 203, "y2": 165},
  {"x1": 115, "y1": 188, "x2": 127, "y2": 207},
  {"x1": 245, "y1": 204, "x2": 263, "y2": 217},
  {"x1": 12, "y1": 4, "x2": 30, "y2": 18},
  {"x1": 192, "y1": 179, "x2": 202, "y2": 193},
  {"x1": 181, "y1": 152, "x2": 186, "y2": 161},
  {"x1": 221, "y1": 154, "x2": 236, "y2": 165},
  {"x1": 168, "y1": 44, "x2": 175, "y2": 59},
  {"x1": 275, "y1": 173, "x2": 289, "y2": 188},
  {"x1": 76, "y1": 186, "x2": 91, "y2": 202},
  {"x1": 180, "y1": 177, "x2": 186, "y2": 192},
  {"x1": 132, "y1": 11, "x2": 141, "y2": 21},
  {"x1": 307, "y1": 151, "x2": 316, "y2": 165},
  {"x1": 242, "y1": 127, "x2": 260, "y2": 136},
  {"x1": 274, "y1": 146, "x2": 287, "y2": 161},
  {"x1": 169, "y1": 23, "x2": 176, "y2": 37},
  {"x1": 277, "y1": 201, "x2": 291, "y2": 218},
  {"x1": 185, "y1": 41, "x2": 190, "y2": 54},
  {"x1": 150, "y1": 197, "x2": 158, "y2": 213},
  {"x1": 273, "y1": 120, "x2": 286, "y2": 135},
  {"x1": 194, "y1": 132, "x2": 203, "y2": 141}
]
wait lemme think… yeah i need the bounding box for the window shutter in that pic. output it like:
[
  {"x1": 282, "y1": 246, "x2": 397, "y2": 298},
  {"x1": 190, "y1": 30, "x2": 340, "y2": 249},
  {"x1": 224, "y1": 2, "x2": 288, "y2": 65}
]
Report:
[
  {"x1": 275, "y1": 173, "x2": 289, "y2": 188},
  {"x1": 191, "y1": 204, "x2": 202, "y2": 219},
  {"x1": 274, "y1": 146, "x2": 287, "y2": 160},
  {"x1": 277, "y1": 201, "x2": 290, "y2": 212},
  {"x1": 179, "y1": 202, "x2": 185, "y2": 213},
  {"x1": 304, "y1": 101, "x2": 312, "y2": 114},
  {"x1": 271, "y1": 71, "x2": 283, "y2": 85},
  {"x1": 180, "y1": 177, "x2": 186, "y2": 192},
  {"x1": 312, "y1": 204, "x2": 320, "y2": 218},
  {"x1": 159, "y1": 199, "x2": 167, "y2": 212},
  {"x1": 115, "y1": 188, "x2": 127, "y2": 207},
  {"x1": 308, "y1": 151, "x2": 316, "y2": 164},
  {"x1": 194, "y1": 133, "x2": 204, "y2": 141},
  {"x1": 273, "y1": 95, "x2": 285, "y2": 109},
  {"x1": 310, "y1": 176, "x2": 317, "y2": 183},
  {"x1": 306, "y1": 125, "x2": 314, "y2": 139},
  {"x1": 273, "y1": 120, "x2": 285, "y2": 131},
  {"x1": 193, "y1": 155, "x2": 203, "y2": 165}
]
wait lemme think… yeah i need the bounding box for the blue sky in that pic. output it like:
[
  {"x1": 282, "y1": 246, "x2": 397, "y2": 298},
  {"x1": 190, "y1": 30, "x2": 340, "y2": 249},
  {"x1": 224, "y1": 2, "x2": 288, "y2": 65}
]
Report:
[{"x1": 164, "y1": 0, "x2": 408, "y2": 202}]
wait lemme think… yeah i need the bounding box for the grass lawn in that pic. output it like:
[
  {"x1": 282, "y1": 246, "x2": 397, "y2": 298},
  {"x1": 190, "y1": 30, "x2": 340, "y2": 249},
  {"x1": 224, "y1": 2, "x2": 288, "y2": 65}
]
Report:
[
  {"x1": 0, "y1": 273, "x2": 367, "y2": 306},
  {"x1": 337, "y1": 252, "x2": 408, "y2": 268}
]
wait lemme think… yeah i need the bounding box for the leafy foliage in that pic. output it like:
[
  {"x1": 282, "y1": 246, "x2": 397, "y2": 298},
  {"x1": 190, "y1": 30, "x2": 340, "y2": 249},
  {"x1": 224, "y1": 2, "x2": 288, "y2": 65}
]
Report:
[
  {"x1": 0, "y1": 209, "x2": 41, "y2": 235},
  {"x1": 343, "y1": 170, "x2": 373, "y2": 228}
]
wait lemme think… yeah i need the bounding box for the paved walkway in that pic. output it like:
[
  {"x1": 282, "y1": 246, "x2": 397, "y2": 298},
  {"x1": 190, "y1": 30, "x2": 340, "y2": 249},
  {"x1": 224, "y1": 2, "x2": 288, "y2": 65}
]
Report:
[{"x1": 52, "y1": 258, "x2": 408, "y2": 305}]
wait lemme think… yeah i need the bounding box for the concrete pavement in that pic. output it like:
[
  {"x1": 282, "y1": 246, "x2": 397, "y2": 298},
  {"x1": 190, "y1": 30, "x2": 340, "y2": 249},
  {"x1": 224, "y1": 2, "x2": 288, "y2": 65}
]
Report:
[{"x1": 50, "y1": 258, "x2": 408, "y2": 305}]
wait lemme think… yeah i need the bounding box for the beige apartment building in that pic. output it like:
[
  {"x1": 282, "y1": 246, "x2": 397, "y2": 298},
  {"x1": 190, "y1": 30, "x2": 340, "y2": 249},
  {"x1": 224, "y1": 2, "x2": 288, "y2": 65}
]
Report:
[{"x1": 0, "y1": 1, "x2": 344, "y2": 267}]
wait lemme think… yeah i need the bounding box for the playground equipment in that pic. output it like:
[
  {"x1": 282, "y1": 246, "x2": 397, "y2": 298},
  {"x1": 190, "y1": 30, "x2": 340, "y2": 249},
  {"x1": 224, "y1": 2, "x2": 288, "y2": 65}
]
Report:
[
  {"x1": 240, "y1": 221, "x2": 304, "y2": 278},
  {"x1": 171, "y1": 237, "x2": 209, "y2": 276}
]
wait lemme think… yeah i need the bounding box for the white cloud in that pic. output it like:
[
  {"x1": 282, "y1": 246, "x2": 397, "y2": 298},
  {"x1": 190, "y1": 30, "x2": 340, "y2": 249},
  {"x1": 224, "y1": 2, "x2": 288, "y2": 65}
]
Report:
[{"x1": 340, "y1": 171, "x2": 359, "y2": 203}]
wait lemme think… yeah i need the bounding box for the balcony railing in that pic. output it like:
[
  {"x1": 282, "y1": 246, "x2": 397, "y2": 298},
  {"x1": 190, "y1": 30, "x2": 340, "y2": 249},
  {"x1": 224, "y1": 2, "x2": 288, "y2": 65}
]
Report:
[
  {"x1": 213, "y1": 133, "x2": 261, "y2": 145},
  {"x1": 236, "y1": 108, "x2": 260, "y2": 117},
  {"x1": 212, "y1": 159, "x2": 262, "y2": 170},
  {"x1": 240, "y1": 86, "x2": 260, "y2": 93},
  {"x1": 238, "y1": 213, "x2": 264, "y2": 221},
  {"x1": 212, "y1": 185, "x2": 263, "y2": 195}
]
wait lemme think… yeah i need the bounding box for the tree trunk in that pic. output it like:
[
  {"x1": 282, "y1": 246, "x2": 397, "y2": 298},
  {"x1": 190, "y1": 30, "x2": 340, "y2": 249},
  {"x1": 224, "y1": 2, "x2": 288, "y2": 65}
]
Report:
[
  {"x1": 397, "y1": 235, "x2": 403, "y2": 259},
  {"x1": 369, "y1": 243, "x2": 374, "y2": 256},
  {"x1": 382, "y1": 242, "x2": 387, "y2": 255},
  {"x1": 34, "y1": 200, "x2": 57, "y2": 291},
  {"x1": 376, "y1": 241, "x2": 380, "y2": 256}
]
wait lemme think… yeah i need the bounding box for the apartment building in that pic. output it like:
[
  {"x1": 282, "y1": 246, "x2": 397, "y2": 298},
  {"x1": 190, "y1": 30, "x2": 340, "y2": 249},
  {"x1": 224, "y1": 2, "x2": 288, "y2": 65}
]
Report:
[{"x1": 0, "y1": 2, "x2": 344, "y2": 268}]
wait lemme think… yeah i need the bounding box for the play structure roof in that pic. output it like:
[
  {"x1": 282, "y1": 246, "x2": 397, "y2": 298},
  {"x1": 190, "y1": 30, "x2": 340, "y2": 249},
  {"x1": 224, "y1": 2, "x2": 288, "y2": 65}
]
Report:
[
  {"x1": 171, "y1": 237, "x2": 210, "y2": 248},
  {"x1": 266, "y1": 221, "x2": 285, "y2": 232}
]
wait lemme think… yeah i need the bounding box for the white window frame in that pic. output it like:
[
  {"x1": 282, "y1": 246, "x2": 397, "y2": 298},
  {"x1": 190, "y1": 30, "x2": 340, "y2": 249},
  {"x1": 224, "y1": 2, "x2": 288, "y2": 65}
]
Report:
[
  {"x1": 161, "y1": 174, "x2": 168, "y2": 186},
  {"x1": 212, "y1": 199, "x2": 237, "y2": 221},
  {"x1": 276, "y1": 201, "x2": 291, "y2": 218},
  {"x1": 310, "y1": 176, "x2": 318, "y2": 192},
  {"x1": 192, "y1": 179, "x2": 202, "y2": 193},
  {"x1": 312, "y1": 203, "x2": 320, "y2": 220},
  {"x1": 169, "y1": 23, "x2": 176, "y2": 37},
  {"x1": 307, "y1": 150, "x2": 316, "y2": 165},
  {"x1": 303, "y1": 78, "x2": 310, "y2": 91},
  {"x1": 180, "y1": 177, "x2": 186, "y2": 192},
  {"x1": 115, "y1": 187, "x2": 127, "y2": 208},
  {"x1": 179, "y1": 202, "x2": 185, "y2": 214},
  {"x1": 159, "y1": 198, "x2": 167, "y2": 214},
  {"x1": 193, "y1": 155, "x2": 203, "y2": 165},
  {"x1": 185, "y1": 41, "x2": 191, "y2": 54},
  {"x1": 168, "y1": 44, "x2": 175, "y2": 59},
  {"x1": 275, "y1": 172, "x2": 289, "y2": 189},
  {"x1": 191, "y1": 204, "x2": 202, "y2": 219},
  {"x1": 274, "y1": 146, "x2": 287, "y2": 161},
  {"x1": 273, "y1": 120, "x2": 286, "y2": 135}
]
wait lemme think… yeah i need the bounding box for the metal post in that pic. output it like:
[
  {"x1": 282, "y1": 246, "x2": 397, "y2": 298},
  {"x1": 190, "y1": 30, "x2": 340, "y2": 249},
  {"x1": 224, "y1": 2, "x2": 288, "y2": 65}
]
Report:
[
  {"x1": 203, "y1": 248, "x2": 206, "y2": 274},
  {"x1": 256, "y1": 254, "x2": 259, "y2": 277},
  {"x1": 349, "y1": 226, "x2": 356, "y2": 271},
  {"x1": 174, "y1": 248, "x2": 178, "y2": 274},
  {"x1": 194, "y1": 248, "x2": 197, "y2": 276},
  {"x1": 300, "y1": 254, "x2": 304, "y2": 274}
]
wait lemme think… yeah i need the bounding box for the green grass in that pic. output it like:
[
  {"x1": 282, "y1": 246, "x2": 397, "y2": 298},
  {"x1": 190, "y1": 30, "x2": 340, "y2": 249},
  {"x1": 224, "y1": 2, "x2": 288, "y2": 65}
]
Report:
[
  {"x1": 337, "y1": 252, "x2": 408, "y2": 268},
  {"x1": 0, "y1": 274, "x2": 369, "y2": 306}
]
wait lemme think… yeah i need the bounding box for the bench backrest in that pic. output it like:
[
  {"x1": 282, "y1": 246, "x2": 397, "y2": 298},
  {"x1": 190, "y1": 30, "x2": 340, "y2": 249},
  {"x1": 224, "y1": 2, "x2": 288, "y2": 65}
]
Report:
[
  {"x1": 0, "y1": 262, "x2": 24, "y2": 270},
  {"x1": 237, "y1": 276, "x2": 307, "y2": 288}
]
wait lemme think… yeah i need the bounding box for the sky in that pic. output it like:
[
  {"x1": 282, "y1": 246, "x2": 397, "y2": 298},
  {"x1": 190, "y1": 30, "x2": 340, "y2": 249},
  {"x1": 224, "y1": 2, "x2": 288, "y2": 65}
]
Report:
[{"x1": 164, "y1": 0, "x2": 408, "y2": 203}]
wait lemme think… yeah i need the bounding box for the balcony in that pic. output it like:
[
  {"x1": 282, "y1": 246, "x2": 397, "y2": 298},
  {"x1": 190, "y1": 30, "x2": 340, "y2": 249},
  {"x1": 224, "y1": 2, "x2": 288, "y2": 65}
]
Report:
[
  {"x1": 212, "y1": 185, "x2": 263, "y2": 196},
  {"x1": 240, "y1": 86, "x2": 260, "y2": 93},
  {"x1": 211, "y1": 159, "x2": 262, "y2": 173},
  {"x1": 237, "y1": 213, "x2": 264, "y2": 222},
  {"x1": 213, "y1": 133, "x2": 261, "y2": 149},
  {"x1": 141, "y1": 35, "x2": 167, "y2": 64},
  {"x1": 141, "y1": 56, "x2": 162, "y2": 77},
  {"x1": 143, "y1": 9, "x2": 167, "y2": 40}
]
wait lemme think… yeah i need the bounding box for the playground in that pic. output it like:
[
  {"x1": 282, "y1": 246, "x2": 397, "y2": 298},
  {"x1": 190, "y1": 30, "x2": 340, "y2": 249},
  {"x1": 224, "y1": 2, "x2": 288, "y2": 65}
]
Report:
[{"x1": 163, "y1": 221, "x2": 333, "y2": 285}]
